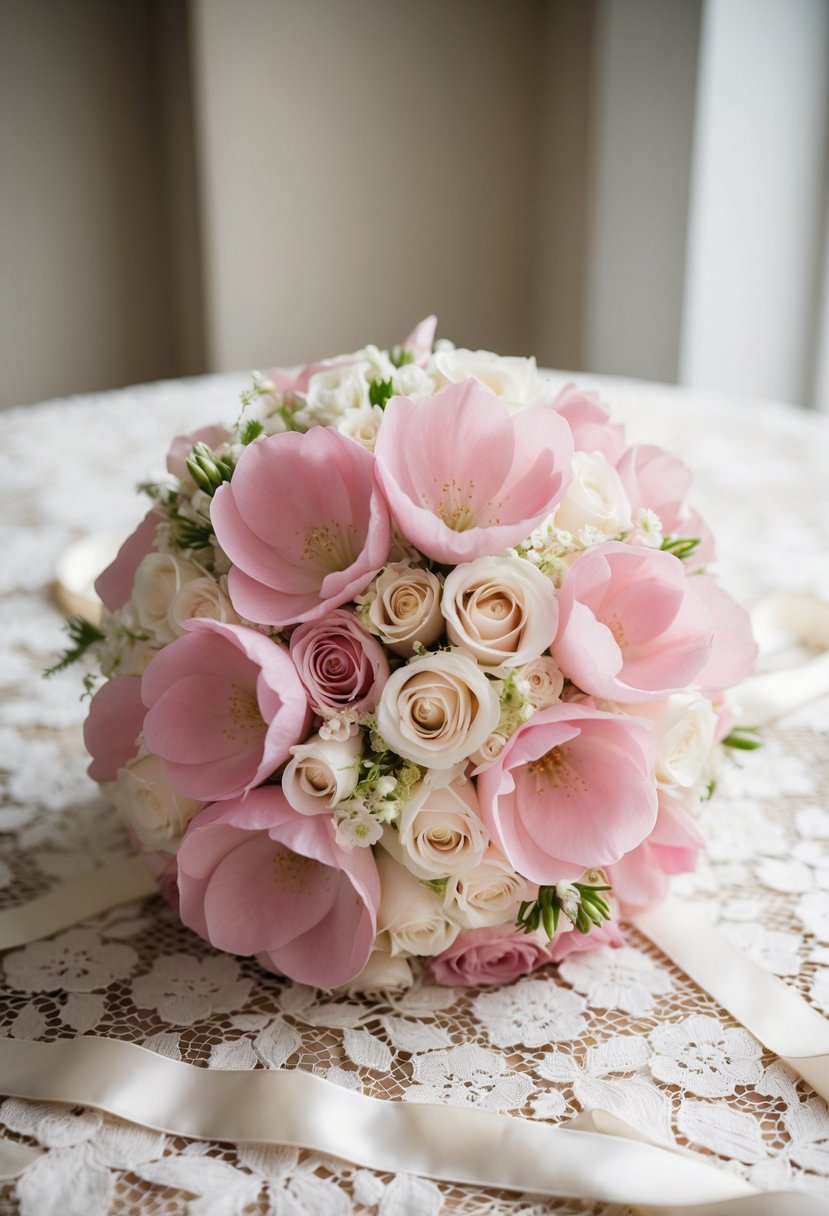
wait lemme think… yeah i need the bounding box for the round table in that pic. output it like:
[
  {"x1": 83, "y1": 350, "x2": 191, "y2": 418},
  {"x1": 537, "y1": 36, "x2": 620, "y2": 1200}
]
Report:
[{"x1": 1, "y1": 371, "x2": 829, "y2": 1215}]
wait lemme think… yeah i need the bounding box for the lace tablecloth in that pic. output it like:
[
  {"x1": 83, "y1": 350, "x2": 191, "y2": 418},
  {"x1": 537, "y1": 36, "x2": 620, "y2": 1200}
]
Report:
[{"x1": 1, "y1": 371, "x2": 829, "y2": 1216}]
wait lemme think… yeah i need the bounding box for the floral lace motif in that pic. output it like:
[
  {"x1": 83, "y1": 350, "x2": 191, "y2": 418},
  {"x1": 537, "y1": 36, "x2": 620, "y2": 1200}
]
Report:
[{"x1": 2, "y1": 372, "x2": 829, "y2": 1214}]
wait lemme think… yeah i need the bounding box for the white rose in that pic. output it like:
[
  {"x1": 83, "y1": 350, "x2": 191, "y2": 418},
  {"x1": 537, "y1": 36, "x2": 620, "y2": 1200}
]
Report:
[
  {"x1": 366, "y1": 563, "x2": 444, "y2": 656},
  {"x1": 431, "y1": 348, "x2": 554, "y2": 412},
  {"x1": 391, "y1": 362, "x2": 435, "y2": 399},
  {"x1": 344, "y1": 932, "x2": 414, "y2": 994},
  {"x1": 282, "y1": 732, "x2": 362, "y2": 816},
  {"x1": 518, "y1": 655, "x2": 564, "y2": 709},
  {"x1": 377, "y1": 850, "x2": 460, "y2": 957},
  {"x1": 445, "y1": 849, "x2": 535, "y2": 929},
  {"x1": 442, "y1": 556, "x2": 558, "y2": 669},
  {"x1": 296, "y1": 362, "x2": 371, "y2": 427},
  {"x1": 336, "y1": 403, "x2": 384, "y2": 449},
  {"x1": 112, "y1": 750, "x2": 202, "y2": 853},
  {"x1": 554, "y1": 451, "x2": 632, "y2": 538},
  {"x1": 168, "y1": 575, "x2": 240, "y2": 635},
  {"x1": 376, "y1": 650, "x2": 500, "y2": 769},
  {"x1": 130, "y1": 553, "x2": 203, "y2": 644},
  {"x1": 393, "y1": 777, "x2": 488, "y2": 880},
  {"x1": 626, "y1": 692, "x2": 717, "y2": 788}
]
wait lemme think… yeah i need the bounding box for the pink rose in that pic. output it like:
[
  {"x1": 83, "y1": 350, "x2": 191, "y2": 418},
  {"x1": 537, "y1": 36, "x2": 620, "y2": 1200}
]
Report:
[
  {"x1": 549, "y1": 918, "x2": 625, "y2": 963},
  {"x1": 83, "y1": 676, "x2": 145, "y2": 782},
  {"x1": 606, "y1": 789, "x2": 705, "y2": 909},
  {"x1": 430, "y1": 924, "x2": 551, "y2": 987},
  {"x1": 290, "y1": 609, "x2": 389, "y2": 714},
  {"x1": 176, "y1": 787, "x2": 380, "y2": 989},
  {"x1": 141, "y1": 619, "x2": 310, "y2": 802},
  {"x1": 552, "y1": 542, "x2": 715, "y2": 702},
  {"x1": 374, "y1": 378, "x2": 573, "y2": 564},
  {"x1": 475, "y1": 702, "x2": 657, "y2": 884},
  {"x1": 211, "y1": 427, "x2": 391, "y2": 626},
  {"x1": 95, "y1": 509, "x2": 161, "y2": 613}
]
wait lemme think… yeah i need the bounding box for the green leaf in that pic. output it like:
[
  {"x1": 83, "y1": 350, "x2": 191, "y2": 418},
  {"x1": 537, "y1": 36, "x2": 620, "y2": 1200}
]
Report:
[
  {"x1": 661, "y1": 535, "x2": 701, "y2": 560},
  {"x1": 240, "y1": 418, "x2": 264, "y2": 445},
  {"x1": 369, "y1": 378, "x2": 394, "y2": 409},
  {"x1": 389, "y1": 347, "x2": 414, "y2": 369},
  {"x1": 722, "y1": 728, "x2": 763, "y2": 751},
  {"x1": 44, "y1": 617, "x2": 105, "y2": 678}
]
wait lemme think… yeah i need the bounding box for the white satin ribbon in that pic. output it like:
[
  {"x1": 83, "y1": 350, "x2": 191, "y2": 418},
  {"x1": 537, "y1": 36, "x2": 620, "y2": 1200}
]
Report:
[
  {"x1": 0, "y1": 856, "x2": 156, "y2": 952},
  {"x1": 0, "y1": 1036, "x2": 822, "y2": 1213},
  {"x1": 730, "y1": 594, "x2": 829, "y2": 726}
]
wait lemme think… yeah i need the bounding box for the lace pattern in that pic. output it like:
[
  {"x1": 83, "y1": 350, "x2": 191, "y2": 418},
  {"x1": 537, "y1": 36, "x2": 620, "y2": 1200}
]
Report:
[{"x1": 2, "y1": 373, "x2": 829, "y2": 1214}]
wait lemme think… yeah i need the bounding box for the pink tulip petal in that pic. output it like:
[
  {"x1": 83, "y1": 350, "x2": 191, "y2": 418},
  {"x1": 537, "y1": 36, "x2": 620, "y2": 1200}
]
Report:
[
  {"x1": 95, "y1": 510, "x2": 161, "y2": 612},
  {"x1": 83, "y1": 676, "x2": 145, "y2": 781}
]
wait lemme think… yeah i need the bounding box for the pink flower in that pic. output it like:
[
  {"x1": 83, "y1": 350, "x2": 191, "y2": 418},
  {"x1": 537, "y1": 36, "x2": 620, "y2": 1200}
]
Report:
[
  {"x1": 616, "y1": 444, "x2": 715, "y2": 561},
  {"x1": 552, "y1": 542, "x2": 715, "y2": 702},
  {"x1": 607, "y1": 789, "x2": 704, "y2": 908},
  {"x1": 549, "y1": 918, "x2": 625, "y2": 963},
  {"x1": 402, "y1": 315, "x2": 437, "y2": 364},
  {"x1": 141, "y1": 619, "x2": 310, "y2": 801},
  {"x1": 430, "y1": 924, "x2": 551, "y2": 988},
  {"x1": 552, "y1": 384, "x2": 626, "y2": 463},
  {"x1": 83, "y1": 676, "x2": 145, "y2": 781},
  {"x1": 290, "y1": 609, "x2": 389, "y2": 714},
  {"x1": 374, "y1": 379, "x2": 573, "y2": 563},
  {"x1": 475, "y1": 702, "x2": 657, "y2": 884},
  {"x1": 95, "y1": 509, "x2": 161, "y2": 612},
  {"x1": 176, "y1": 787, "x2": 380, "y2": 988},
  {"x1": 211, "y1": 428, "x2": 391, "y2": 626},
  {"x1": 691, "y1": 575, "x2": 758, "y2": 694},
  {"x1": 166, "y1": 425, "x2": 231, "y2": 480}
]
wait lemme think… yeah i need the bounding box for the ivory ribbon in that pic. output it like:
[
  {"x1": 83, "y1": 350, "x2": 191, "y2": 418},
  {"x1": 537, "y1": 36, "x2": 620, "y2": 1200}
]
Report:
[
  {"x1": 730, "y1": 593, "x2": 829, "y2": 726},
  {"x1": 0, "y1": 856, "x2": 157, "y2": 952},
  {"x1": 633, "y1": 899, "x2": 829, "y2": 1102},
  {"x1": 0, "y1": 1036, "x2": 823, "y2": 1214}
]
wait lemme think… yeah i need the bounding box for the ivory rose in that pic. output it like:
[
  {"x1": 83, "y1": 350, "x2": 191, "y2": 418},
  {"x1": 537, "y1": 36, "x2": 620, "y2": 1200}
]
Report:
[
  {"x1": 281, "y1": 731, "x2": 362, "y2": 816},
  {"x1": 112, "y1": 749, "x2": 203, "y2": 853},
  {"x1": 346, "y1": 934, "x2": 414, "y2": 994},
  {"x1": 395, "y1": 776, "x2": 488, "y2": 880},
  {"x1": 445, "y1": 849, "x2": 535, "y2": 929},
  {"x1": 431, "y1": 348, "x2": 555, "y2": 412},
  {"x1": 475, "y1": 702, "x2": 658, "y2": 884},
  {"x1": 176, "y1": 787, "x2": 380, "y2": 988},
  {"x1": 374, "y1": 379, "x2": 573, "y2": 564},
  {"x1": 430, "y1": 925, "x2": 551, "y2": 987},
  {"x1": 442, "y1": 556, "x2": 559, "y2": 670},
  {"x1": 289, "y1": 609, "x2": 389, "y2": 715},
  {"x1": 518, "y1": 656, "x2": 565, "y2": 709},
  {"x1": 365, "y1": 563, "x2": 444, "y2": 656},
  {"x1": 553, "y1": 451, "x2": 632, "y2": 539},
  {"x1": 141, "y1": 619, "x2": 310, "y2": 802},
  {"x1": 377, "y1": 849, "x2": 460, "y2": 957},
  {"x1": 167, "y1": 575, "x2": 240, "y2": 634},
  {"x1": 552, "y1": 542, "x2": 716, "y2": 702},
  {"x1": 130, "y1": 552, "x2": 204, "y2": 645},
  {"x1": 376, "y1": 650, "x2": 500, "y2": 769},
  {"x1": 211, "y1": 427, "x2": 391, "y2": 626},
  {"x1": 625, "y1": 692, "x2": 718, "y2": 788}
]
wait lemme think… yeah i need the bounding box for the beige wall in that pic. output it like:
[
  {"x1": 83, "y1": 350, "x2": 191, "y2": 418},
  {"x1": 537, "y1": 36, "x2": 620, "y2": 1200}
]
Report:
[
  {"x1": 0, "y1": 0, "x2": 194, "y2": 408},
  {"x1": 190, "y1": 0, "x2": 546, "y2": 369}
]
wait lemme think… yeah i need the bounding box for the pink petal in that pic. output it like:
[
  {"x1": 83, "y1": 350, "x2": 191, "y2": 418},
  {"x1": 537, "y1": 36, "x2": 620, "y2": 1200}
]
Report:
[
  {"x1": 83, "y1": 676, "x2": 145, "y2": 782},
  {"x1": 95, "y1": 510, "x2": 161, "y2": 612}
]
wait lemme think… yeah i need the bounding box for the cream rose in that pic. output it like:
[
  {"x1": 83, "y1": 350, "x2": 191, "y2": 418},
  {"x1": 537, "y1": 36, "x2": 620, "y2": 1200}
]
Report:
[
  {"x1": 168, "y1": 575, "x2": 240, "y2": 635},
  {"x1": 445, "y1": 849, "x2": 535, "y2": 929},
  {"x1": 295, "y1": 362, "x2": 370, "y2": 428},
  {"x1": 130, "y1": 552, "x2": 203, "y2": 645},
  {"x1": 442, "y1": 556, "x2": 558, "y2": 670},
  {"x1": 112, "y1": 750, "x2": 203, "y2": 853},
  {"x1": 377, "y1": 850, "x2": 460, "y2": 957},
  {"x1": 518, "y1": 655, "x2": 565, "y2": 709},
  {"x1": 376, "y1": 650, "x2": 500, "y2": 768},
  {"x1": 391, "y1": 362, "x2": 435, "y2": 399},
  {"x1": 282, "y1": 732, "x2": 362, "y2": 816},
  {"x1": 643, "y1": 693, "x2": 718, "y2": 788},
  {"x1": 337, "y1": 403, "x2": 384, "y2": 449},
  {"x1": 366, "y1": 563, "x2": 444, "y2": 656},
  {"x1": 344, "y1": 932, "x2": 414, "y2": 994},
  {"x1": 395, "y1": 777, "x2": 488, "y2": 880},
  {"x1": 554, "y1": 451, "x2": 632, "y2": 538},
  {"x1": 431, "y1": 348, "x2": 554, "y2": 412}
]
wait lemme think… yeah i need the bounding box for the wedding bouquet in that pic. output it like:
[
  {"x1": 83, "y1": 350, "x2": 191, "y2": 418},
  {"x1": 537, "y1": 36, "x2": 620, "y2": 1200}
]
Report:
[{"x1": 72, "y1": 317, "x2": 757, "y2": 992}]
